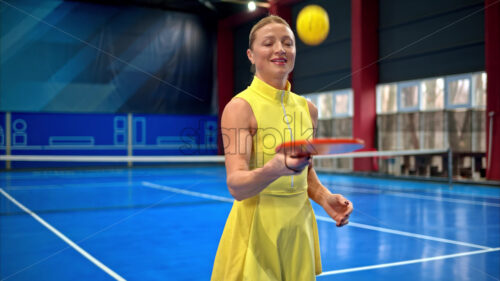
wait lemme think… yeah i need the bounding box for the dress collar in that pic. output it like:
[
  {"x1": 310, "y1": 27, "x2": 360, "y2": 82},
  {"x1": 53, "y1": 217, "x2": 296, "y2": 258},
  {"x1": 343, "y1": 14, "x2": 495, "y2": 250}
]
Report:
[{"x1": 249, "y1": 76, "x2": 291, "y2": 102}]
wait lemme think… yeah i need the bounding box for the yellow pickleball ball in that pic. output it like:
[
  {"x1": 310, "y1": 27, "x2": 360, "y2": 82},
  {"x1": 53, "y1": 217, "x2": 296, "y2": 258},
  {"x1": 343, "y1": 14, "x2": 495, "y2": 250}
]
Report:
[{"x1": 296, "y1": 5, "x2": 330, "y2": 46}]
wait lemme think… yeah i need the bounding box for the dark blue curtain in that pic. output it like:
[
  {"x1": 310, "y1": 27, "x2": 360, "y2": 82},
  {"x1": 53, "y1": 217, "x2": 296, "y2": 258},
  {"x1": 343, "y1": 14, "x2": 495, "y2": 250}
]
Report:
[{"x1": 0, "y1": 0, "x2": 216, "y2": 114}]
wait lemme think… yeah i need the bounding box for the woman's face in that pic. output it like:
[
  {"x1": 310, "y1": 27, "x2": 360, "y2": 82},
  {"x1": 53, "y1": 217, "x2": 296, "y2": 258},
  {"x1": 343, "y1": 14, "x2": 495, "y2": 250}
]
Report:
[{"x1": 247, "y1": 22, "x2": 296, "y2": 82}]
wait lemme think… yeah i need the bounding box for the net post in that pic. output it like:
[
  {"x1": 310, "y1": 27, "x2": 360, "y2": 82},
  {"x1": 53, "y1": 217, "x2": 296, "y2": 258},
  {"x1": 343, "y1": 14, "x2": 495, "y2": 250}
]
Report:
[
  {"x1": 487, "y1": 111, "x2": 494, "y2": 175},
  {"x1": 447, "y1": 147, "x2": 453, "y2": 186},
  {"x1": 5, "y1": 112, "x2": 11, "y2": 170},
  {"x1": 127, "y1": 113, "x2": 133, "y2": 168}
]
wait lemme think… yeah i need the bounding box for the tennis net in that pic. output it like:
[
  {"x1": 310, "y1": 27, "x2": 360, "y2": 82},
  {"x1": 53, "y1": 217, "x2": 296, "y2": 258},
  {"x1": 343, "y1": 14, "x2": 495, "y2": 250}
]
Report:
[
  {"x1": 0, "y1": 148, "x2": 487, "y2": 183},
  {"x1": 312, "y1": 148, "x2": 487, "y2": 183}
]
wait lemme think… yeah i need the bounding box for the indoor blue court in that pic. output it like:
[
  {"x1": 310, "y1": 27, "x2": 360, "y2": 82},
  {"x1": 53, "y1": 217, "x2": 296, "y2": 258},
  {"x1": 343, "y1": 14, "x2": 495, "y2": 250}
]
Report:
[
  {"x1": 1, "y1": 166, "x2": 499, "y2": 281},
  {"x1": 2, "y1": 0, "x2": 500, "y2": 280}
]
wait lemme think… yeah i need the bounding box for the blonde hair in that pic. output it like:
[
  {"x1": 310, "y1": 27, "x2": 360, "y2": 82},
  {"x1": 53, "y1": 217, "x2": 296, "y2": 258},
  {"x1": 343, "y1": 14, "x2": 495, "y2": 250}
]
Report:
[{"x1": 248, "y1": 15, "x2": 291, "y2": 50}]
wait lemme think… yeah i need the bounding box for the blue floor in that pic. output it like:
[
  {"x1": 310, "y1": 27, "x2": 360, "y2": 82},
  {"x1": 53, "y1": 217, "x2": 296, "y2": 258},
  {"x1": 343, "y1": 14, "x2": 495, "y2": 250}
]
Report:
[{"x1": 1, "y1": 166, "x2": 499, "y2": 281}]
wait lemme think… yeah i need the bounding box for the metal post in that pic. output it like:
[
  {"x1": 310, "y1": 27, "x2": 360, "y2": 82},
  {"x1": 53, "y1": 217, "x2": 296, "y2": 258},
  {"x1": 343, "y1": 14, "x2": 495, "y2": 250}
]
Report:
[
  {"x1": 488, "y1": 111, "x2": 495, "y2": 174},
  {"x1": 5, "y1": 112, "x2": 11, "y2": 170},
  {"x1": 448, "y1": 147, "x2": 453, "y2": 186},
  {"x1": 128, "y1": 113, "x2": 133, "y2": 168}
]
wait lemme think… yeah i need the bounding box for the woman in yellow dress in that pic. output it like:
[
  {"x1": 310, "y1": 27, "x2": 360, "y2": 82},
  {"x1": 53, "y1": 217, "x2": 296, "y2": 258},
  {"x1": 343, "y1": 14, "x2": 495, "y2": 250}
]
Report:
[{"x1": 212, "y1": 15, "x2": 353, "y2": 281}]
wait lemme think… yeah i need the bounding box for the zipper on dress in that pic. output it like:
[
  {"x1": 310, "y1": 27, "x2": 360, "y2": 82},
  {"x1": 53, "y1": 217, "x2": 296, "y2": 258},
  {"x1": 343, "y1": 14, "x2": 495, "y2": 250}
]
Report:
[{"x1": 280, "y1": 90, "x2": 294, "y2": 188}]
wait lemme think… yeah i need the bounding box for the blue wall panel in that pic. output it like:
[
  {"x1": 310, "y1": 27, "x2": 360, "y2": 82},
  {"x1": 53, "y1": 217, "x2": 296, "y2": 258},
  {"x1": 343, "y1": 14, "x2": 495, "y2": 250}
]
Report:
[
  {"x1": 1, "y1": 112, "x2": 217, "y2": 169},
  {"x1": 132, "y1": 114, "x2": 218, "y2": 156},
  {"x1": 10, "y1": 112, "x2": 127, "y2": 154},
  {"x1": 9, "y1": 112, "x2": 128, "y2": 168}
]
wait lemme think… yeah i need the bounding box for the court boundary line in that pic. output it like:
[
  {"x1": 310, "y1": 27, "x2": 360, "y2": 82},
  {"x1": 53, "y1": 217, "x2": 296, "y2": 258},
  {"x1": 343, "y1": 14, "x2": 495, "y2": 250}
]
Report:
[
  {"x1": 383, "y1": 192, "x2": 500, "y2": 207},
  {"x1": 142, "y1": 181, "x2": 234, "y2": 203},
  {"x1": 0, "y1": 188, "x2": 127, "y2": 281},
  {"x1": 329, "y1": 185, "x2": 500, "y2": 208},
  {"x1": 329, "y1": 182, "x2": 500, "y2": 200},
  {"x1": 317, "y1": 247, "x2": 500, "y2": 277},
  {"x1": 141, "y1": 181, "x2": 492, "y2": 250},
  {"x1": 315, "y1": 216, "x2": 491, "y2": 250}
]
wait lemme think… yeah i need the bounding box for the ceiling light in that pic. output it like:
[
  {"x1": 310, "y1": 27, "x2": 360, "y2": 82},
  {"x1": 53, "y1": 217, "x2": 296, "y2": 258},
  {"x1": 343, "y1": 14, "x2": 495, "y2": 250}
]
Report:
[{"x1": 248, "y1": 1, "x2": 256, "y2": 11}]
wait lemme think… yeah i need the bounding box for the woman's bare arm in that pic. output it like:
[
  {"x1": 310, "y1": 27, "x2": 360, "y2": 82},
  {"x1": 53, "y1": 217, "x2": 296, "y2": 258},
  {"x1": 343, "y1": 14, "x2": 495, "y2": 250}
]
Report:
[{"x1": 222, "y1": 98, "x2": 310, "y2": 201}]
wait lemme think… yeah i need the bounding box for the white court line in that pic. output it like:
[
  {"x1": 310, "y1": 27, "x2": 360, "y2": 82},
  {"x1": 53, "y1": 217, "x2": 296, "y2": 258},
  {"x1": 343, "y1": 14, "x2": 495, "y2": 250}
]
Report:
[
  {"x1": 322, "y1": 180, "x2": 500, "y2": 200},
  {"x1": 385, "y1": 192, "x2": 500, "y2": 208},
  {"x1": 318, "y1": 247, "x2": 500, "y2": 276},
  {"x1": 332, "y1": 185, "x2": 500, "y2": 208},
  {"x1": 142, "y1": 181, "x2": 234, "y2": 203},
  {"x1": 315, "y1": 216, "x2": 491, "y2": 250},
  {"x1": 141, "y1": 181, "x2": 491, "y2": 250},
  {"x1": 0, "y1": 188, "x2": 127, "y2": 281}
]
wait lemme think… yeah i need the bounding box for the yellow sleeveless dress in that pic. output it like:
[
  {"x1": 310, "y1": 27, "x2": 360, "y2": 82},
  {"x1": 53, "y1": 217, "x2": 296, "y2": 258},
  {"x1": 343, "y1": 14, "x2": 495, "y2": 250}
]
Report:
[{"x1": 211, "y1": 76, "x2": 322, "y2": 281}]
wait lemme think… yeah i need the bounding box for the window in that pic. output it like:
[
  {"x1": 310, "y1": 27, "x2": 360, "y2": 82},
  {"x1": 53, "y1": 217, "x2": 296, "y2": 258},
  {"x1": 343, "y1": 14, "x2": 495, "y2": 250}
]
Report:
[
  {"x1": 317, "y1": 93, "x2": 333, "y2": 120},
  {"x1": 376, "y1": 71, "x2": 486, "y2": 155},
  {"x1": 304, "y1": 89, "x2": 353, "y2": 119},
  {"x1": 332, "y1": 90, "x2": 352, "y2": 117},
  {"x1": 305, "y1": 94, "x2": 318, "y2": 109},
  {"x1": 398, "y1": 82, "x2": 420, "y2": 112},
  {"x1": 472, "y1": 72, "x2": 486, "y2": 107},
  {"x1": 377, "y1": 84, "x2": 397, "y2": 113},
  {"x1": 446, "y1": 75, "x2": 471, "y2": 108},
  {"x1": 421, "y1": 78, "x2": 444, "y2": 111}
]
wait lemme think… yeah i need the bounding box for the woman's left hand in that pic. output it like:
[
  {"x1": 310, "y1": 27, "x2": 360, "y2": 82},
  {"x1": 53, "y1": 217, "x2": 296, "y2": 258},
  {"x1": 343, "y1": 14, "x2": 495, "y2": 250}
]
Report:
[{"x1": 321, "y1": 193, "x2": 353, "y2": 227}]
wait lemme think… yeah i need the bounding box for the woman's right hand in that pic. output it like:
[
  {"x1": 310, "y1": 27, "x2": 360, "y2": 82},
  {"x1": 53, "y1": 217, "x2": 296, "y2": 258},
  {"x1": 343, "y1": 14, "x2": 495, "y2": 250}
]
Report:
[{"x1": 266, "y1": 153, "x2": 312, "y2": 176}]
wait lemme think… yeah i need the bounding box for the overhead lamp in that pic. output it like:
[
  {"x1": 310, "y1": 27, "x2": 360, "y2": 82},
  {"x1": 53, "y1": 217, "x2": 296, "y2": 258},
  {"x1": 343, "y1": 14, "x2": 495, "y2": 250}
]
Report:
[
  {"x1": 220, "y1": 0, "x2": 270, "y2": 9},
  {"x1": 248, "y1": 1, "x2": 256, "y2": 11}
]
